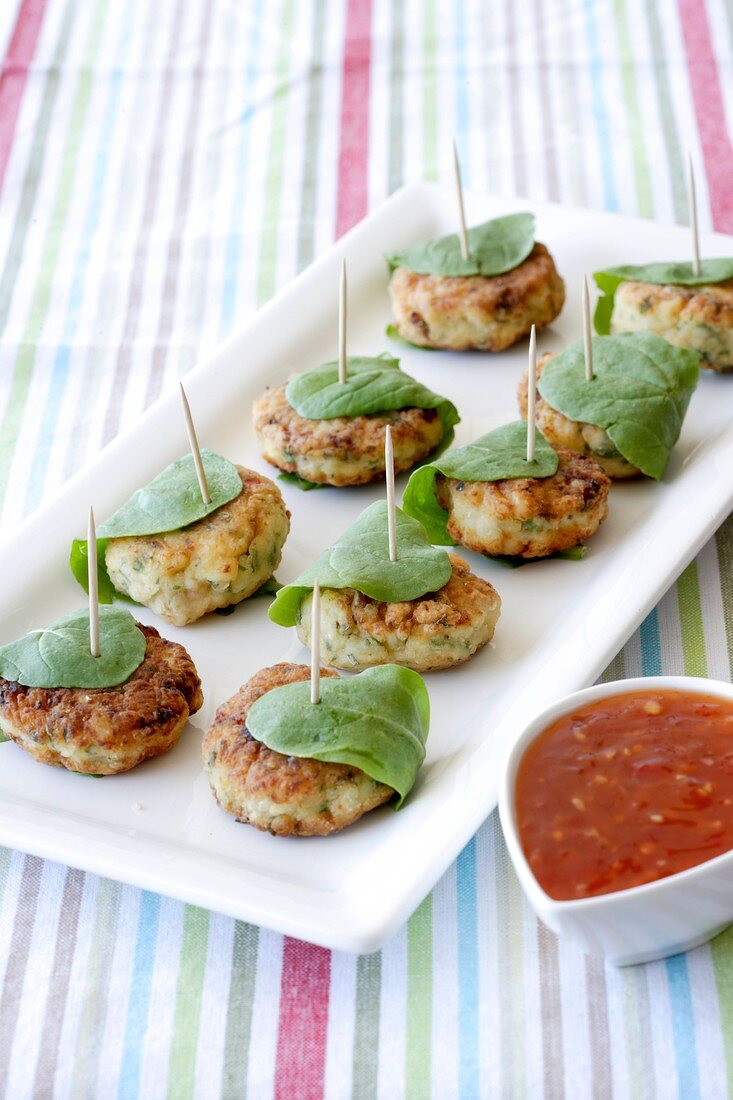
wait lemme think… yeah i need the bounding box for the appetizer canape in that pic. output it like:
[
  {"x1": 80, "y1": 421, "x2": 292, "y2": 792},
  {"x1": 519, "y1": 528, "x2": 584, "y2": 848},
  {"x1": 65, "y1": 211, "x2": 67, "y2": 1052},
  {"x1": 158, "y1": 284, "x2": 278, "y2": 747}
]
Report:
[
  {"x1": 402, "y1": 421, "x2": 610, "y2": 560},
  {"x1": 202, "y1": 661, "x2": 429, "y2": 836},
  {"x1": 0, "y1": 606, "x2": 202, "y2": 774},
  {"x1": 386, "y1": 213, "x2": 564, "y2": 351},
  {"x1": 252, "y1": 353, "x2": 459, "y2": 489},
  {"x1": 517, "y1": 333, "x2": 700, "y2": 480},
  {"x1": 269, "y1": 500, "x2": 501, "y2": 671},
  {"x1": 594, "y1": 259, "x2": 733, "y2": 373},
  {"x1": 70, "y1": 451, "x2": 289, "y2": 626}
]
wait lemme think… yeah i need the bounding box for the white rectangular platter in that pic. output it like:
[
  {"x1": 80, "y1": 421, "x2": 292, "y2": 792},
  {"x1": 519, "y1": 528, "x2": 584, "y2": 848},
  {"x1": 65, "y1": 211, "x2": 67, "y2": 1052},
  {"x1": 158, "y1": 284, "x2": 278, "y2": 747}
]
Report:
[{"x1": 2, "y1": 181, "x2": 733, "y2": 953}]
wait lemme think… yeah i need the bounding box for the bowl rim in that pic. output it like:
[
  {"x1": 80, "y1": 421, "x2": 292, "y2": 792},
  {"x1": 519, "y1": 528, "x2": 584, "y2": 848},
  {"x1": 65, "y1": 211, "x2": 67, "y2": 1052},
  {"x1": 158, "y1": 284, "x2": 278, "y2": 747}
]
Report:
[{"x1": 498, "y1": 674, "x2": 733, "y2": 913}]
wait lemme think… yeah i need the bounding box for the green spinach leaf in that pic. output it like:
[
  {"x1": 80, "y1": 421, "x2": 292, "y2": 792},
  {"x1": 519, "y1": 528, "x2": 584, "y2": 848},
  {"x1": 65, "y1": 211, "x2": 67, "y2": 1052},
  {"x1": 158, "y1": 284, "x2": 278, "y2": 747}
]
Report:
[
  {"x1": 277, "y1": 471, "x2": 327, "y2": 491},
  {"x1": 402, "y1": 422, "x2": 559, "y2": 544},
  {"x1": 537, "y1": 333, "x2": 700, "y2": 479},
  {"x1": 70, "y1": 537, "x2": 119, "y2": 603},
  {"x1": 70, "y1": 450, "x2": 242, "y2": 599},
  {"x1": 594, "y1": 260, "x2": 733, "y2": 334},
  {"x1": 385, "y1": 213, "x2": 535, "y2": 277},
  {"x1": 98, "y1": 450, "x2": 241, "y2": 538},
  {"x1": 0, "y1": 606, "x2": 147, "y2": 689},
  {"x1": 385, "y1": 324, "x2": 439, "y2": 351},
  {"x1": 246, "y1": 664, "x2": 429, "y2": 807},
  {"x1": 269, "y1": 500, "x2": 453, "y2": 627},
  {"x1": 285, "y1": 356, "x2": 459, "y2": 450},
  {"x1": 489, "y1": 546, "x2": 588, "y2": 569}
]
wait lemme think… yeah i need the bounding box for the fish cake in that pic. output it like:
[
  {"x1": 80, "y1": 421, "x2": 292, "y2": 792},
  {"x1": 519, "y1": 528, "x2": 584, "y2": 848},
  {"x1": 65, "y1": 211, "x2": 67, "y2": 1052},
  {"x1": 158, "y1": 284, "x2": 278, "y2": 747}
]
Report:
[
  {"x1": 295, "y1": 555, "x2": 501, "y2": 671},
  {"x1": 252, "y1": 382, "x2": 444, "y2": 487},
  {"x1": 610, "y1": 278, "x2": 733, "y2": 373},
  {"x1": 517, "y1": 352, "x2": 641, "y2": 479},
  {"x1": 388, "y1": 242, "x2": 565, "y2": 352},
  {"x1": 0, "y1": 624, "x2": 202, "y2": 775},
  {"x1": 436, "y1": 448, "x2": 610, "y2": 559},
  {"x1": 203, "y1": 663, "x2": 394, "y2": 836},
  {"x1": 105, "y1": 466, "x2": 289, "y2": 626}
]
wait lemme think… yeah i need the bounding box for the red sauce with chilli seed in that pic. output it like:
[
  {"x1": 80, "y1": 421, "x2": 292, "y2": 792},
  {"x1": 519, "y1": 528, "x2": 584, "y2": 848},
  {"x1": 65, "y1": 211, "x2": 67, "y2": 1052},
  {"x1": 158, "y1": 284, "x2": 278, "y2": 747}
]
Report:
[{"x1": 516, "y1": 689, "x2": 733, "y2": 900}]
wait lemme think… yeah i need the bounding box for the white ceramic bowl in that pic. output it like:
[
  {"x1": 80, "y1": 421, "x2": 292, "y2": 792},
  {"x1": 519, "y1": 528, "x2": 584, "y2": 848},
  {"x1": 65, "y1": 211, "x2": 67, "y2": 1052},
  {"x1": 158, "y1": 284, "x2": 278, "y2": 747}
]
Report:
[{"x1": 499, "y1": 676, "x2": 733, "y2": 966}]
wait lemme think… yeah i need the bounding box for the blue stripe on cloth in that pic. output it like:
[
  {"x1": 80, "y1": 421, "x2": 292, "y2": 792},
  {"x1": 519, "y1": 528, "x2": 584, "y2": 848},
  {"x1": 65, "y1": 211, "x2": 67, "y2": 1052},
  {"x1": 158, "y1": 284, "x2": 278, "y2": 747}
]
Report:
[
  {"x1": 22, "y1": 7, "x2": 134, "y2": 514},
  {"x1": 117, "y1": 891, "x2": 162, "y2": 1099},
  {"x1": 665, "y1": 953, "x2": 701, "y2": 1100},
  {"x1": 639, "y1": 609, "x2": 662, "y2": 677},
  {"x1": 583, "y1": 0, "x2": 618, "y2": 212},
  {"x1": 457, "y1": 836, "x2": 480, "y2": 1099},
  {"x1": 219, "y1": 0, "x2": 263, "y2": 338}
]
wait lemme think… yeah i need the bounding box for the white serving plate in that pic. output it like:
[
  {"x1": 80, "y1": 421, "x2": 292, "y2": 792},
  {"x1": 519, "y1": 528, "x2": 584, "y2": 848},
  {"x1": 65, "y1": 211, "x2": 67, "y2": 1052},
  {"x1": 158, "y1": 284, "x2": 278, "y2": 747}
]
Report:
[{"x1": 2, "y1": 182, "x2": 733, "y2": 954}]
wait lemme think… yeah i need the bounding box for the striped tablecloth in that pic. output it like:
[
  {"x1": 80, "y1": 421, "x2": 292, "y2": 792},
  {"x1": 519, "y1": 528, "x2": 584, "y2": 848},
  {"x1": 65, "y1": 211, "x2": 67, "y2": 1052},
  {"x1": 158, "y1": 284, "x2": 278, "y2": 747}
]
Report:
[{"x1": 1, "y1": 0, "x2": 732, "y2": 1096}]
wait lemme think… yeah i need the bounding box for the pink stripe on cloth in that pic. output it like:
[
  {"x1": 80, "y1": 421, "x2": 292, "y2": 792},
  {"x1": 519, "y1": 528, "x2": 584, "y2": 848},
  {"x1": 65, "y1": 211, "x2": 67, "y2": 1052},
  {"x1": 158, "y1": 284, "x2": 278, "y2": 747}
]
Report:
[
  {"x1": 0, "y1": 0, "x2": 48, "y2": 194},
  {"x1": 274, "y1": 940, "x2": 331, "y2": 1100},
  {"x1": 678, "y1": 0, "x2": 733, "y2": 233},
  {"x1": 335, "y1": 0, "x2": 373, "y2": 236}
]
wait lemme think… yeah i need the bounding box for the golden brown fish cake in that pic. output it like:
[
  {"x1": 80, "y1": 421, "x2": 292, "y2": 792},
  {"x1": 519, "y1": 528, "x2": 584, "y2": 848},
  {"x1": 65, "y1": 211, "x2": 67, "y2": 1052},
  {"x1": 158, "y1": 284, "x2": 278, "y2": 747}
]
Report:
[
  {"x1": 436, "y1": 447, "x2": 610, "y2": 559},
  {"x1": 203, "y1": 663, "x2": 393, "y2": 837},
  {"x1": 295, "y1": 555, "x2": 501, "y2": 671},
  {"x1": 517, "y1": 352, "x2": 641, "y2": 479},
  {"x1": 252, "y1": 382, "x2": 444, "y2": 487},
  {"x1": 0, "y1": 624, "x2": 202, "y2": 775},
  {"x1": 611, "y1": 279, "x2": 733, "y2": 372},
  {"x1": 388, "y1": 242, "x2": 565, "y2": 351},
  {"x1": 105, "y1": 466, "x2": 289, "y2": 627}
]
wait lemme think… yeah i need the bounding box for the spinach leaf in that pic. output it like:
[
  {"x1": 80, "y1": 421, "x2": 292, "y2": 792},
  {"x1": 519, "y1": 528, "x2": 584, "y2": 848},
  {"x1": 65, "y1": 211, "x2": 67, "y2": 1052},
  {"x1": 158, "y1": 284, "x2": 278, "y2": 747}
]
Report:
[
  {"x1": 402, "y1": 422, "x2": 559, "y2": 544},
  {"x1": 385, "y1": 213, "x2": 535, "y2": 277},
  {"x1": 277, "y1": 472, "x2": 327, "y2": 491},
  {"x1": 594, "y1": 260, "x2": 733, "y2": 334},
  {"x1": 246, "y1": 664, "x2": 430, "y2": 807},
  {"x1": 70, "y1": 537, "x2": 119, "y2": 603},
  {"x1": 98, "y1": 450, "x2": 241, "y2": 538},
  {"x1": 0, "y1": 606, "x2": 147, "y2": 689},
  {"x1": 385, "y1": 324, "x2": 439, "y2": 351},
  {"x1": 285, "y1": 356, "x2": 459, "y2": 449},
  {"x1": 70, "y1": 450, "x2": 242, "y2": 599},
  {"x1": 537, "y1": 333, "x2": 700, "y2": 479},
  {"x1": 489, "y1": 546, "x2": 588, "y2": 569},
  {"x1": 269, "y1": 500, "x2": 453, "y2": 627}
]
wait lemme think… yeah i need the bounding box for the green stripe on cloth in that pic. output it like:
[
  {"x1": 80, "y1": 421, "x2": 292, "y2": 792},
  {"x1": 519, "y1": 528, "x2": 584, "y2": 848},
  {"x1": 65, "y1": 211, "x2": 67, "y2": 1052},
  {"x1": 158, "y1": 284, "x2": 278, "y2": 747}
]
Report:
[
  {"x1": 256, "y1": 0, "x2": 296, "y2": 307},
  {"x1": 710, "y1": 928, "x2": 733, "y2": 1098},
  {"x1": 612, "y1": 0, "x2": 654, "y2": 217},
  {"x1": 222, "y1": 922, "x2": 259, "y2": 1097},
  {"x1": 406, "y1": 896, "x2": 432, "y2": 1099},
  {"x1": 166, "y1": 906, "x2": 211, "y2": 1099},
  {"x1": 678, "y1": 561, "x2": 707, "y2": 677},
  {"x1": 352, "y1": 952, "x2": 381, "y2": 1100},
  {"x1": 716, "y1": 516, "x2": 733, "y2": 679}
]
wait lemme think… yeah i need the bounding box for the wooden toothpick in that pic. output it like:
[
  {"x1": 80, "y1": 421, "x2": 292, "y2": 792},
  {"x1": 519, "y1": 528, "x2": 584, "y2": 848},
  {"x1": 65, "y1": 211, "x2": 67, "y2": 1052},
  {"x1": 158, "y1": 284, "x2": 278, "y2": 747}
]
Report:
[
  {"x1": 310, "y1": 580, "x2": 321, "y2": 705},
  {"x1": 527, "y1": 325, "x2": 537, "y2": 463},
  {"x1": 88, "y1": 506, "x2": 100, "y2": 659},
  {"x1": 180, "y1": 383, "x2": 211, "y2": 505},
  {"x1": 688, "y1": 152, "x2": 701, "y2": 278},
  {"x1": 385, "y1": 426, "x2": 397, "y2": 563},
  {"x1": 338, "y1": 259, "x2": 348, "y2": 384},
  {"x1": 582, "y1": 276, "x2": 594, "y2": 381},
  {"x1": 452, "y1": 140, "x2": 470, "y2": 262}
]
